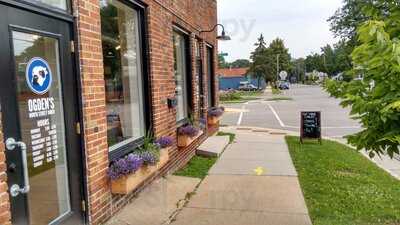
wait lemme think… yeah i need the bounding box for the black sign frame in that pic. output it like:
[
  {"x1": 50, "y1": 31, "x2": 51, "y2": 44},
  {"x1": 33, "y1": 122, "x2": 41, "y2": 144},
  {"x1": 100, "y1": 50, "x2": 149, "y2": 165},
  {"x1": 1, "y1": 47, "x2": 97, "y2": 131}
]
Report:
[{"x1": 300, "y1": 111, "x2": 322, "y2": 144}]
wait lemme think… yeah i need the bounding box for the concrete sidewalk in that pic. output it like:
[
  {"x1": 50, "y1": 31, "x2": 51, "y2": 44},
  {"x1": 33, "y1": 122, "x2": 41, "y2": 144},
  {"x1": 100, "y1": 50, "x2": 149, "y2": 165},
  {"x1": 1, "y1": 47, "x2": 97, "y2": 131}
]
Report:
[
  {"x1": 171, "y1": 128, "x2": 312, "y2": 225},
  {"x1": 107, "y1": 176, "x2": 200, "y2": 225}
]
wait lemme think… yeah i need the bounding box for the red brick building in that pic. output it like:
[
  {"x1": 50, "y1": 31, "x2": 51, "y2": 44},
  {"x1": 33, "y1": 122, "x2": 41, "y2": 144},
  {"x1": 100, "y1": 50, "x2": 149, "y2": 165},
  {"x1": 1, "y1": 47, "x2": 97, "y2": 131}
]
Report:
[{"x1": 0, "y1": 0, "x2": 219, "y2": 224}]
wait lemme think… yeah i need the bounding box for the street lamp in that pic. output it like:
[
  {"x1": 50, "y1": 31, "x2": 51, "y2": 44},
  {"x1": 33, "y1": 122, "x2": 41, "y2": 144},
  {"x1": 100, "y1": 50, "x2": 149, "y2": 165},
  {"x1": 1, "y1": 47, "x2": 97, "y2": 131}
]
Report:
[{"x1": 200, "y1": 24, "x2": 231, "y2": 41}]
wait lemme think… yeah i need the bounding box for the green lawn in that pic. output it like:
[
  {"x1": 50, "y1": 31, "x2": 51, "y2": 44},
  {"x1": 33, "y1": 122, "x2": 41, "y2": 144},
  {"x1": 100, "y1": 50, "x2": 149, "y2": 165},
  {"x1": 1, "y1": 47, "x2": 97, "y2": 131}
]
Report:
[
  {"x1": 285, "y1": 136, "x2": 400, "y2": 225},
  {"x1": 220, "y1": 100, "x2": 247, "y2": 104},
  {"x1": 220, "y1": 90, "x2": 262, "y2": 104},
  {"x1": 174, "y1": 156, "x2": 217, "y2": 179},
  {"x1": 265, "y1": 96, "x2": 293, "y2": 101},
  {"x1": 236, "y1": 90, "x2": 262, "y2": 97}
]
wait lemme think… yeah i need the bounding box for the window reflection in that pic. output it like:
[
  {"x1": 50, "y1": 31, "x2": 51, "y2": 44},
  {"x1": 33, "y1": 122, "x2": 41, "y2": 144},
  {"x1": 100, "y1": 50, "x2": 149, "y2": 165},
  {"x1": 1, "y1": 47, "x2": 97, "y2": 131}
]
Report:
[
  {"x1": 173, "y1": 32, "x2": 189, "y2": 121},
  {"x1": 31, "y1": 0, "x2": 69, "y2": 10},
  {"x1": 101, "y1": 0, "x2": 145, "y2": 151}
]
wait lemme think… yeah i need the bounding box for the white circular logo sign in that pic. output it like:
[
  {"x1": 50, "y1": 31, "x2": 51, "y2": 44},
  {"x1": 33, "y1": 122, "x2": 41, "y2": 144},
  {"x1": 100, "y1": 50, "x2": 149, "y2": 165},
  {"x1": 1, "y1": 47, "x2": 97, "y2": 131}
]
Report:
[{"x1": 26, "y1": 57, "x2": 52, "y2": 95}]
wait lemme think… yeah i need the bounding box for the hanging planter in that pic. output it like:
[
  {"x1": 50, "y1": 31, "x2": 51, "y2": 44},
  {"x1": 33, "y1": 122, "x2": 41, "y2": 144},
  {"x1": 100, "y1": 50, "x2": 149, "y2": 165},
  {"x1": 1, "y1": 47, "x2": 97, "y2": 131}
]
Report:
[{"x1": 177, "y1": 124, "x2": 202, "y2": 147}]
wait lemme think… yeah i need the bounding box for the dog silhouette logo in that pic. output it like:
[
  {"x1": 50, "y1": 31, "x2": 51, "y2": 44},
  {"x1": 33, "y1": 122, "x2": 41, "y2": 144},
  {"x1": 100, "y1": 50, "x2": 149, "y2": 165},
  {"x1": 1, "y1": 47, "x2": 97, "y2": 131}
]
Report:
[{"x1": 26, "y1": 57, "x2": 52, "y2": 95}]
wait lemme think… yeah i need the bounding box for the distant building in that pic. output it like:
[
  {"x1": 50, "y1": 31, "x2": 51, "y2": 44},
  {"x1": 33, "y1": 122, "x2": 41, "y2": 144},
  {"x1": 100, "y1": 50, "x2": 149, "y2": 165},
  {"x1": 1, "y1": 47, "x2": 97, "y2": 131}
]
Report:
[{"x1": 218, "y1": 68, "x2": 266, "y2": 90}]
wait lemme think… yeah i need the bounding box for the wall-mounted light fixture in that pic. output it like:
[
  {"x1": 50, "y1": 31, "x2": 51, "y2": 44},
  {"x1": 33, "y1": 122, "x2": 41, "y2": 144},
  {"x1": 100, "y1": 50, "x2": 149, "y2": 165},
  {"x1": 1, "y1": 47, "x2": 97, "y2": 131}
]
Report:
[{"x1": 200, "y1": 24, "x2": 231, "y2": 41}]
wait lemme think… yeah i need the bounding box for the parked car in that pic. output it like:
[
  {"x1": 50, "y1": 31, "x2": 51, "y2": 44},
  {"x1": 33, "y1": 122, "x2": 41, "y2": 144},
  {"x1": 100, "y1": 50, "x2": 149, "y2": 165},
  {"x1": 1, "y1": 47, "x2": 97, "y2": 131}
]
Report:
[
  {"x1": 278, "y1": 81, "x2": 290, "y2": 90},
  {"x1": 238, "y1": 83, "x2": 260, "y2": 91}
]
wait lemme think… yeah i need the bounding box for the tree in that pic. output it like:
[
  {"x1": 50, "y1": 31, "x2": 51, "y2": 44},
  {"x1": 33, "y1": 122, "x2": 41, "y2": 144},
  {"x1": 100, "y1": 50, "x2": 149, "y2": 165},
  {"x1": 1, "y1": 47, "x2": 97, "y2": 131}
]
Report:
[
  {"x1": 291, "y1": 58, "x2": 306, "y2": 83},
  {"x1": 325, "y1": 1, "x2": 400, "y2": 158},
  {"x1": 230, "y1": 59, "x2": 250, "y2": 68},
  {"x1": 248, "y1": 34, "x2": 270, "y2": 87},
  {"x1": 305, "y1": 53, "x2": 324, "y2": 73},
  {"x1": 266, "y1": 38, "x2": 291, "y2": 82},
  {"x1": 328, "y1": 0, "x2": 394, "y2": 42},
  {"x1": 332, "y1": 40, "x2": 353, "y2": 73},
  {"x1": 218, "y1": 54, "x2": 229, "y2": 68},
  {"x1": 249, "y1": 35, "x2": 292, "y2": 86},
  {"x1": 302, "y1": 41, "x2": 353, "y2": 77}
]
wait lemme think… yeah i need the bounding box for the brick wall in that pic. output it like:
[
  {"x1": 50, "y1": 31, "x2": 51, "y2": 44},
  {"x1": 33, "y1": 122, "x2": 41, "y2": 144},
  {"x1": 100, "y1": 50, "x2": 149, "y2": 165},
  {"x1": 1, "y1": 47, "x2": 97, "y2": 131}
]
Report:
[
  {"x1": 73, "y1": 0, "x2": 111, "y2": 223},
  {"x1": 74, "y1": 0, "x2": 218, "y2": 224},
  {"x1": 0, "y1": 114, "x2": 11, "y2": 225}
]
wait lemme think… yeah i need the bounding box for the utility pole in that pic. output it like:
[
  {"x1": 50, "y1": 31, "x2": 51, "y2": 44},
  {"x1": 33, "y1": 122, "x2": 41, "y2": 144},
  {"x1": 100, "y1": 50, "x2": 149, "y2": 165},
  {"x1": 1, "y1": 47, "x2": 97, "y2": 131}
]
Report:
[
  {"x1": 323, "y1": 54, "x2": 327, "y2": 73},
  {"x1": 276, "y1": 54, "x2": 280, "y2": 81}
]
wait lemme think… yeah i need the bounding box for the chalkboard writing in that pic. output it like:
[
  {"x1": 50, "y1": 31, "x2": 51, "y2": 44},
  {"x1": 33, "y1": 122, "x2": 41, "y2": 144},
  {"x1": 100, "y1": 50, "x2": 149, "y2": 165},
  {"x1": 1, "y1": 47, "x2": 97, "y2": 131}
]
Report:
[{"x1": 300, "y1": 111, "x2": 321, "y2": 143}]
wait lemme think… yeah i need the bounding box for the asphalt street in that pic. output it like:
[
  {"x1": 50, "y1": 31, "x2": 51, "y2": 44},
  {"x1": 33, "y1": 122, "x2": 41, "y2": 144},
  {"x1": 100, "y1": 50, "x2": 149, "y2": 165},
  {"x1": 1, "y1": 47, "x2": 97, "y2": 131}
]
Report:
[{"x1": 221, "y1": 85, "x2": 362, "y2": 138}]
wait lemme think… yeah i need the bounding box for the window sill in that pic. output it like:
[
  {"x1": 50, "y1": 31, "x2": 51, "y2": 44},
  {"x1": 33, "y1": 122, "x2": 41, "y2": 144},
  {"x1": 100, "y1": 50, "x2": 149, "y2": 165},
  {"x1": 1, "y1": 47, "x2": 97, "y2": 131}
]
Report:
[
  {"x1": 108, "y1": 137, "x2": 145, "y2": 161},
  {"x1": 176, "y1": 118, "x2": 189, "y2": 127}
]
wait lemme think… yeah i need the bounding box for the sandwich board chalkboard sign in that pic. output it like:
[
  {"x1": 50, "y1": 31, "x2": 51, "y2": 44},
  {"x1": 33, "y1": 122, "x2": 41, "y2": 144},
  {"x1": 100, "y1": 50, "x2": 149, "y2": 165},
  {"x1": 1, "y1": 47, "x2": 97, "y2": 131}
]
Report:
[{"x1": 300, "y1": 111, "x2": 321, "y2": 144}]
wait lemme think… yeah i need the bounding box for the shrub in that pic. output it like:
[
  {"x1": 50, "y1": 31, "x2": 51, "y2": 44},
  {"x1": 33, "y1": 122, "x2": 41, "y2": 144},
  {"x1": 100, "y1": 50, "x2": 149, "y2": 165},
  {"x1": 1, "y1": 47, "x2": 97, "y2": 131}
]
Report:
[{"x1": 219, "y1": 91, "x2": 241, "y2": 101}]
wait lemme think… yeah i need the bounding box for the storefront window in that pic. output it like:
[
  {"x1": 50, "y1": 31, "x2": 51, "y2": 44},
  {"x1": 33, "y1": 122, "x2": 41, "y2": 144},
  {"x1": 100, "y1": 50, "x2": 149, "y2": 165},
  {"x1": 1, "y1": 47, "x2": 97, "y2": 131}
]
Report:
[
  {"x1": 207, "y1": 46, "x2": 215, "y2": 107},
  {"x1": 32, "y1": 0, "x2": 69, "y2": 10},
  {"x1": 101, "y1": 0, "x2": 145, "y2": 151},
  {"x1": 173, "y1": 32, "x2": 189, "y2": 122}
]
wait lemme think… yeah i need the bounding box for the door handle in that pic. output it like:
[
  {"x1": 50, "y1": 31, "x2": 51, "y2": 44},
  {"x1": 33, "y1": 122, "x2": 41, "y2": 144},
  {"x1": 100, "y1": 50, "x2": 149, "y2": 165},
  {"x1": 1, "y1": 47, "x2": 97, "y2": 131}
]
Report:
[{"x1": 6, "y1": 138, "x2": 30, "y2": 197}]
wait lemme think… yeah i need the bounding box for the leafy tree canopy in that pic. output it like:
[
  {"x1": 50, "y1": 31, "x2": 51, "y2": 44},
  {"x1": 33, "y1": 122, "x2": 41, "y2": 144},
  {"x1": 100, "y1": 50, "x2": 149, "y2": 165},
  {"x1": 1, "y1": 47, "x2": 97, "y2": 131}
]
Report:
[
  {"x1": 248, "y1": 35, "x2": 291, "y2": 85},
  {"x1": 218, "y1": 54, "x2": 230, "y2": 69},
  {"x1": 230, "y1": 59, "x2": 251, "y2": 68},
  {"x1": 328, "y1": 0, "x2": 396, "y2": 42},
  {"x1": 325, "y1": 1, "x2": 400, "y2": 158}
]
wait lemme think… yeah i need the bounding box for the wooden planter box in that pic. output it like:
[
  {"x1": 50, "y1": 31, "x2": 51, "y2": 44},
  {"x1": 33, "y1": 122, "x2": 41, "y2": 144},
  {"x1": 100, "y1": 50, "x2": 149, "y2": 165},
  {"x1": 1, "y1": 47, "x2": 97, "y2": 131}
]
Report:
[
  {"x1": 207, "y1": 116, "x2": 221, "y2": 125},
  {"x1": 111, "y1": 149, "x2": 170, "y2": 194},
  {"x1": 177, "y1": 131, "x2": 203, "y2": 148}
]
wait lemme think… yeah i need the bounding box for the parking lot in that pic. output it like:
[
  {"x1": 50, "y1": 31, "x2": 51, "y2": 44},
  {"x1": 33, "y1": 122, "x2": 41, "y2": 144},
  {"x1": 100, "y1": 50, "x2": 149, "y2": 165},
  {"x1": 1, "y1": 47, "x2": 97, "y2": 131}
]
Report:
[{"x1": 221, "y1": 85, "x2": 362, "y2": 138}]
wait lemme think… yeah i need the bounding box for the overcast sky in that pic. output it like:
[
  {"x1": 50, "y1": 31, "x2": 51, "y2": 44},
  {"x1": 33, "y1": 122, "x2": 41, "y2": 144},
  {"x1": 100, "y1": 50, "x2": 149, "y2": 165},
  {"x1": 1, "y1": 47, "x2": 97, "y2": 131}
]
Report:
[{"x1": 217, "y1": 0, "x2": 343, "y2": 62}]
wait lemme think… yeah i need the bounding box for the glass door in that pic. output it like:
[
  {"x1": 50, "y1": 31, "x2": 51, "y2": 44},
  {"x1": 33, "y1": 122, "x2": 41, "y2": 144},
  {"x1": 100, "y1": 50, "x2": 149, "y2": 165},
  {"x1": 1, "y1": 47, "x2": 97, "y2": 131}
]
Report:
[{"x1": 0, "y1": 3, "x2": 84, "y2": 225}]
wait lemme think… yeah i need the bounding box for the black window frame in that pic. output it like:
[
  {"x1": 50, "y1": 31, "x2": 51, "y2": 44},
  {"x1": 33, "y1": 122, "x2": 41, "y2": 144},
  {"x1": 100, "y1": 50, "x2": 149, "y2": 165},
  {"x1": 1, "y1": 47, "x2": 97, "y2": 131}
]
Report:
[
  {"x1": 195, "y1": 37, "x2": 205, "y2": 119},
  {"x1": 103, "y1": 0, "x2": 152, "y2": 161},
  {"x1": 206, "y1": 44, "x2": 215, "y2": 108},
  {"x1": 173, "y1": 26, "x2": 193, "y2": 127},
  {"x1": 0, "y1": 0, "x2": 73, "y2": 18}
]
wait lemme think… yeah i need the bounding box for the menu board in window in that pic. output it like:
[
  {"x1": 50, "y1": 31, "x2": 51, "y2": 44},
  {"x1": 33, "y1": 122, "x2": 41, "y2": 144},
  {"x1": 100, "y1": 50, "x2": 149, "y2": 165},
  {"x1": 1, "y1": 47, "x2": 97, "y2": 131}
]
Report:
[{"x1": 300, "y1": 111, "x2": 321, "y2": 143}]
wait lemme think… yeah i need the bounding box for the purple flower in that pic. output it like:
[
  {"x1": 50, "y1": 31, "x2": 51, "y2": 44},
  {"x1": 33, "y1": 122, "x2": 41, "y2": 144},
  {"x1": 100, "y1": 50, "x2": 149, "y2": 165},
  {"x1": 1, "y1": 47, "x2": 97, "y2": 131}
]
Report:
[
  {"x1": 155, "y1": 136, "x2": 174, "y2": 148},
  {"x1": 107, "y1": 166, "x2": 121, "y2": 180},
  {"x1": 178, "y1": 125, "x2": 200, "y2": 137},
  {"x1": 208, "y1": 107, "x2": 224, "y2": 117},
  {"x1": 126, "y1": 154, "x2": 143, "y2": 172},
  {"x1": 107, "y1": 153, "x2": 143, "y2": 180},
  {"x1": 141, "y1": 151, "x2": 158, "y2": 166}
]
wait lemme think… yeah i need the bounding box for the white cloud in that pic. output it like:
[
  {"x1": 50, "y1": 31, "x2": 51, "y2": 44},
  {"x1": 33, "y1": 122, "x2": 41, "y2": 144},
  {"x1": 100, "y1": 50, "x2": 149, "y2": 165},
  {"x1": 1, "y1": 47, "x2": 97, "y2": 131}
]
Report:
[{"x1": 217, "y1": 0, "x2": 343, "y2": 61}]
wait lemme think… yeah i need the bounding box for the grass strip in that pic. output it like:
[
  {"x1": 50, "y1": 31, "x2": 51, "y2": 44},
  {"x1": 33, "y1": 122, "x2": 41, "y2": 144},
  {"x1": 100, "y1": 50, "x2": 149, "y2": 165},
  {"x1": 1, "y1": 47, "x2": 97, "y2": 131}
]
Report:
[
  {"x1": 174, "y1": 156, "x2": 217, "y2": 179},
  {"x1": 266, "y1": 96, "x2": 293, "y2": 101},
  {"x1": 285, "y1": 136, "x2": 400, "y2": 225}
]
